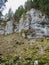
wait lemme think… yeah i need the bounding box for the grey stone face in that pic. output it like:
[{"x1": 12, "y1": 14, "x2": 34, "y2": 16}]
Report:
[
  {"x1": 5, "y1": 20, "x2": 13, "y2": 35},
  {"x1": 0, "y1": 8, "x2": 49, "y2": 38},
  {"x1": 19, "y1": 9, "x2": 49, "y2": 38}
]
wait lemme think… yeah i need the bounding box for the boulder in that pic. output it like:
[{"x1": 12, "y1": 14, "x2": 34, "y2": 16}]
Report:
[{"x1": 5, "y1": 20, "x2": 13, "y2": 35}]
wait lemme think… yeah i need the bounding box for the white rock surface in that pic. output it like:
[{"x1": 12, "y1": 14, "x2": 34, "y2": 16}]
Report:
[
  {"x1": 0, "y1": 30, "x2": 4, "y2": 34},
  {"x1": 5, "y1": 20, "x2": 13, "y2": 35},
  {"x1": 18, "y1": 8, "x2": 49, "y2": 38},
  {"x1": 0, "y1": 8, "x2": 49, "y2": 38}
]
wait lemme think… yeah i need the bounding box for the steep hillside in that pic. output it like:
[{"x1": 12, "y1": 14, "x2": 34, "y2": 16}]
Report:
[{"x1": 0, "y1": 33, "x2": 49, "y2": 65}]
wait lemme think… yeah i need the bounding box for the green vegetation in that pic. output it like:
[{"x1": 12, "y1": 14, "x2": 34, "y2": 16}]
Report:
[
  {"x1": 0, "y1": 0, "x2": 49, "y2": 65},
  {"x1": 13, "y1": 0, "x2": 49, "y2": 23},
  {"x1": 1, "y1": 0, "x2": 49, "y2": 23},
  {"x1": 13, "y1": 5, "x2": 24, "y2": 22},
  {"x1": 0, "y1": 0, "x2": 7, "y2": 23},
  {"x1": 0, "y1": 33, "x2": 49, "y2": 65},
  {"x1": 25, "y1": 0, "x2": 49, "y2": 16},
  {"x1": 32, "y1": 0, "x2": 49, "y2": 16}
]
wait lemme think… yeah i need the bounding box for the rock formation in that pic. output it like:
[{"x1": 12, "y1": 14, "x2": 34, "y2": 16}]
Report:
[{"x1": 0, "y1": 8, "x2": 49, "y2": 38}]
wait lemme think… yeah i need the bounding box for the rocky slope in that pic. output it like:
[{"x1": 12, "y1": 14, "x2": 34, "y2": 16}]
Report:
[{"x1": 0, "y1": 8, "x2": 49, "y2": 38}]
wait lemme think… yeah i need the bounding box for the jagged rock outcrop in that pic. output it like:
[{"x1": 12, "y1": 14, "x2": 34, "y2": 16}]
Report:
[
  {"x1": 0, "y1": 25, "x2": 4, "y2": 34},
  {"x1": 0, "y1": 8, "x2": 49, "y2": 38},
  {"x1": 19, "y1": 9, "x2": 49, "y2": 38},
  {"x1": 5, "y1": 20, "x2": 13, "y2": 35},
  {"x1": 0, "y1": 20, "x2": 14, "y2": 35}
]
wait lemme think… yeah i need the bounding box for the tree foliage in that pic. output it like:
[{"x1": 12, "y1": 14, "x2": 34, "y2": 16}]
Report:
[
  {"x1": 7, "y1": 8, "x2": 13, "y2": 20},
  {"x1": 25, "y1": 0, "x2": 33, "y2": 11},
  {"x1": 10, "y1": 0, "x2": 49, "y2": 23},
  {"x1": 0, "y1": 0, "x2": 7, "y2": 23},
  {"x1": 33, "y1": 0, "x2": 49, "y2": 16},
  {"x1": 14, "y1": 5, "x2": 24, "y2": 22},
  {"x1": 24, "y1": 0, "x2": 49, "y2": 16}
]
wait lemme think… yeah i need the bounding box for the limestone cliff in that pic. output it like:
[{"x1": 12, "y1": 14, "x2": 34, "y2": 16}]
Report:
[{"x1": 0, "y1": 8, "x2": 49, "y2": 38}]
